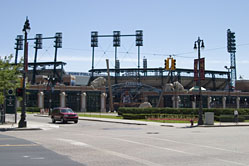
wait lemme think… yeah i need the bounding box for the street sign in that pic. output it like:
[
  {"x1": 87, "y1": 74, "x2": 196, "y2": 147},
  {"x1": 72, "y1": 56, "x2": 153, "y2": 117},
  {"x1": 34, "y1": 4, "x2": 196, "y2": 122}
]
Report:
[{"x1": 5, "y1": 95, "x2": 16, "y2": 114}]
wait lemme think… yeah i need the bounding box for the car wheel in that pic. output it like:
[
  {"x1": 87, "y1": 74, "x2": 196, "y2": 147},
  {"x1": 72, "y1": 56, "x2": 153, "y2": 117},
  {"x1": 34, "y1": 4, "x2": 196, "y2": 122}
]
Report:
[
  {"x1": 52, "y1": 117, "x2": 56, "y2": 123},
  {"x1": 61, "y1": 118, "x2": 67, "y2": 124},
  {"x1": 74, "y1": 120, "x2": 78, "y2": 123}
]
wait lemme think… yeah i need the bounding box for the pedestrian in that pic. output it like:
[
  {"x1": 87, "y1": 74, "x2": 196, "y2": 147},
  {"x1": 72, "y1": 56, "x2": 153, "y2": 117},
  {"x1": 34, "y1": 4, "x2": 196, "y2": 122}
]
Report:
[{"x1": 234, "y1": 110, "x2": 238, "y2": 124}]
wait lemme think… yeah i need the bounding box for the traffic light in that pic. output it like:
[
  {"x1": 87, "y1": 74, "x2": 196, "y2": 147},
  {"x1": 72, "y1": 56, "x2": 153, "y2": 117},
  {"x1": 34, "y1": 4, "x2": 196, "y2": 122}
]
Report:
[
  {"x1": 171, "y1": 59, "x2": 176, "y2": 70},
  {"x1": 16, "y1": 88, "x2": 23, "y2": 97},
  {"x1": 227, "y1": 29, "x2": 236, "y2": 53},
  {"x1": 164, "y1": 58, "x2": 169, "y2": 70}
]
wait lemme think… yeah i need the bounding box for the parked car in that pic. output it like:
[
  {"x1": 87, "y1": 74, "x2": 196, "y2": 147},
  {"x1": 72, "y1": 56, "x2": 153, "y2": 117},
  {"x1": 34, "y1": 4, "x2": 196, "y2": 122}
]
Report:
[{"x1": 51, "y1": 107, "x2": 78, "y2": 123}]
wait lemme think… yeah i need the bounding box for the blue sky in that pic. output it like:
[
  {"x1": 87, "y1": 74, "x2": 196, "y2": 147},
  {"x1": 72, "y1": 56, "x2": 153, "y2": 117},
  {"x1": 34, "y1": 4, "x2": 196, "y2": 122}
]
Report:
[{"x1": 1, "y1": 0, "x2": 249, "y2": 79}]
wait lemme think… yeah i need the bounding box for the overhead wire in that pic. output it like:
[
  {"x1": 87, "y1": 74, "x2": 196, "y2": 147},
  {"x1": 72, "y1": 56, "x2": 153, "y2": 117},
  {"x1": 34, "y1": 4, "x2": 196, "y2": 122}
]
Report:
[{"x1": 58, "y1": 42, "x2": 249, "y2": 63}]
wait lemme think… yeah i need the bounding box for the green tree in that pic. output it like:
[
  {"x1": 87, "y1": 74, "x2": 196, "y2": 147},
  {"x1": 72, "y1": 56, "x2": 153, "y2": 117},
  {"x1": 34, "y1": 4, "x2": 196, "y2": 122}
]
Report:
[{"x1": 0, "y1": 54, "x2": 22, "y2": 104}]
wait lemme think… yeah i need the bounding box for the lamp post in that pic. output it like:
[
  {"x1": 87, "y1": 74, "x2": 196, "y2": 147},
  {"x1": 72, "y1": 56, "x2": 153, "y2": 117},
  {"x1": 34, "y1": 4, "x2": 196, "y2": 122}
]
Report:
[
  {"x1": 18, "y1": 17, "x2": 30, "y2": 128},
  {"x1": 194, "y1": 37, "x2": 204, "y2": 125}
]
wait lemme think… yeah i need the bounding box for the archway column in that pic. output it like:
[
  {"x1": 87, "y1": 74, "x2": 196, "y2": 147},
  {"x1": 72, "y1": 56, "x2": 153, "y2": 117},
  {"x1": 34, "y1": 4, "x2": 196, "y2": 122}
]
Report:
[
  {"x1": 38, "y1": 91, "x2": 44, "y2": 108},
  {"x1": 60, "y1": 92, "x2": 66, "y2": 108},
  {"x1": 81, "y1": 92, "x2": 87, "y2": 112},
  {"x1": 100, "y1": 93, "x2": 107, "y2": 113}
]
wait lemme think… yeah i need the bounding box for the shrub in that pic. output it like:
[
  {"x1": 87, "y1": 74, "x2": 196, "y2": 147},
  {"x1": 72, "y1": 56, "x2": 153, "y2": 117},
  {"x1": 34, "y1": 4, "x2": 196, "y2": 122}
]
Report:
[
  {"x1": 118, "y1": 107, "x2": 249, "y2": 117},
  {"x1": 219, "y1": 115, "x2": 245, "y2": 122},
  {"x1": 17, "y1": 107, "x2": 40, "y2": 113}
]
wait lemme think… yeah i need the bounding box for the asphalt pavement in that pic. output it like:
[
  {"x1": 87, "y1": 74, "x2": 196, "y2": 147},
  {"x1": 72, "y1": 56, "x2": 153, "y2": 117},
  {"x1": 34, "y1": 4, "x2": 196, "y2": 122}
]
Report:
[
  {"x1": 0, "y1": 134, "x2": 84, "y2": 166},
  {"x1": 1, "y1": 113, "x2": 249, "y2": 131}
]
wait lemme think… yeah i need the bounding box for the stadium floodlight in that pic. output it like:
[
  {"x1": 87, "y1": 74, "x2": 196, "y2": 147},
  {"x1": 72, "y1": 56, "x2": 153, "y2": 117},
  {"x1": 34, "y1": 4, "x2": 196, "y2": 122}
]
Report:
[
  {"x1": 54, "y1": 32, "x2": 62, "y2": 48},
  {"x1": 113, "y1": 31, "x2": 120, "y2": 47},
  {"x1": 136, "y1": 30, "x2": 143, "y2": 46},
  {"x1": 91, "y1": 31, "x2": 98, "y2": 47},
  {"x1": 35, "y1": 34, "x2": 43, "y2": 49}
]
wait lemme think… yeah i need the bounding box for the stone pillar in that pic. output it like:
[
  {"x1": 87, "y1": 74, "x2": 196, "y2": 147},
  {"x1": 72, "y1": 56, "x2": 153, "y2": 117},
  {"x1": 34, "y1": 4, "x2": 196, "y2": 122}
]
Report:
[
  {"x1": 236, "y1": 97, "x2": 240, "y2": 109},
  {"x1": 38, "y1": 91, "x2": 44, "y2": 108},
  {"x1": 192, "y1": 101, "x2": 196, "y2": 109},
  {"x1": 222, "y1": 97, "x2": 226, "y2": 109},
  {"x1": 16, "y1": 99, "x2": 20, "y2": 108},
  {"x1": 207, "y1": 97, "x2": 212, "y2": 109},
  {"x1": 172, "y1": 96, "x2": 179, "y2": 108},
  {"x1": 100, "y1": 93, "x2": 107, "y2": 113},
  {"x1": 144, "y1": 96, "x2": 148, "y2": 102},
  {"x1": 172, "y1": 96, "x2": 175, "y2": 108},
  {"x1": 60, "y1": 92, "x2": 66, "y2": 108},
  {"x1": 177, "y1": 96, "x2": 180, "y2": 108},
  {"x1": 81, "y1": 92, "x2": 87, "y2": 112}
]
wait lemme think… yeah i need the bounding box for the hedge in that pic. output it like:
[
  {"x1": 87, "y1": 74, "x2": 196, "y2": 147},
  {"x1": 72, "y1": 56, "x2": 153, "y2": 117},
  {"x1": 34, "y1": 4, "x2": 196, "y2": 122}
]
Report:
[
  {"x1": 17, "y1": 107, "x2": 40, "y2": 113},
  {"x1": 118, "y1": 107, "x2": 249, "y2": 117},
  {"x1": 219, "y1": 115, "x2": 245, "y2": 122},
  {"x1": 122, "y1": 113, "x2": 197, "y2": 120}
]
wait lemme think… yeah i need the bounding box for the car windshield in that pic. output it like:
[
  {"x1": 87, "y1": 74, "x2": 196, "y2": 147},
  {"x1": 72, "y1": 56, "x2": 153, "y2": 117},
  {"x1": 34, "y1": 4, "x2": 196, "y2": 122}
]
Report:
[{"x1": 60, "y1": 109, "x2": 74, "y2": 113}]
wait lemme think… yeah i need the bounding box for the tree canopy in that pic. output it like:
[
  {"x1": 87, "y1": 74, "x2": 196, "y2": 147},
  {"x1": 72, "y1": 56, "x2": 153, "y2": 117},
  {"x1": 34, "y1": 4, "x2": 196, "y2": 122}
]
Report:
[{"x1": 0, "y1": 55, "x2": 22, "y2": 104}]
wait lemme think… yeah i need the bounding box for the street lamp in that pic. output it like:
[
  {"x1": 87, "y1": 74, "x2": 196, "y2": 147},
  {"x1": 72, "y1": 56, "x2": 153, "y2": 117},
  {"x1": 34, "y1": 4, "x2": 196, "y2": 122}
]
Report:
[
  {"x1": 18, "y1": 17, "x2": 31, "y2": 128},
  {"x1": 194, "y1": 37, "x2": 204, "y2": 125}
]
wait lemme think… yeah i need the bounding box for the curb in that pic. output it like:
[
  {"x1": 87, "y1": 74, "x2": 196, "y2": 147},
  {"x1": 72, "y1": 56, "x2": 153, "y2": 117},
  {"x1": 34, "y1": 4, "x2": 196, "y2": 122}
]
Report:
[
  {"x1": 198, "y1": 124, "x2": 249, "y2": 127},
  {"x1": 80, "y1": 118, "x2": 147, "y2": 125},
  {"x1": 0, "y1": 127, "x2": 42, "y2": 132}
]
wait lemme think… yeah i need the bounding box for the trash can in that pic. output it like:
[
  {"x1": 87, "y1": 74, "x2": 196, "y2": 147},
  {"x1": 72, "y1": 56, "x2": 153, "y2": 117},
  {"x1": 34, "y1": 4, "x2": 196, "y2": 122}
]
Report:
[{"x1": 204, "y1": 112, "x2": 214, "y2": 125}]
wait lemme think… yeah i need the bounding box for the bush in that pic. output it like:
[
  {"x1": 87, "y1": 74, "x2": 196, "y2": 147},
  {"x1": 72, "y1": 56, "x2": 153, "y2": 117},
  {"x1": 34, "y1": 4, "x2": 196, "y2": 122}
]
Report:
[
  {"x1": 243, "y1": 115, "x2": 249, "y2": 120},
  {"x1": 118, "y1": 107, "x2": 249, "y2": 117},
  {"x1": 219, "y1": 115, "x2": 245, "y2": 122},
  {"x1": 17, "y1": 107, "x2": 40, "y2": 113}
]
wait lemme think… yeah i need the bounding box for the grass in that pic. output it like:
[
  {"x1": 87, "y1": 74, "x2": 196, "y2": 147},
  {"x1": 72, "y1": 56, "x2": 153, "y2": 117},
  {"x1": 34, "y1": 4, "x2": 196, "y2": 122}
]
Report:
[
  {"x1": 77, "y1": 113, "x2": 195, "y2": 123},
  {"x1": 78, "y1": 113, "x2": 123, "y2": 119},
  {"x1": 140, "y1": 119, "x2": 196, "y2": 123}
]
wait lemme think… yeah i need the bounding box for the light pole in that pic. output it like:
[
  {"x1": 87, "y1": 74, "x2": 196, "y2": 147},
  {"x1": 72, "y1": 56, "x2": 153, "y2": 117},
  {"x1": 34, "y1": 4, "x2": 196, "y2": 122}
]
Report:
[
  {"x1": 224, "y1": 65, "x2": 232, "y2": 91},
  {"x1": 225, "y1": 65, "x2": 232, "y2": 107},
  {"x1": 18, "y1": 17, "x2": 30, "y2": 128},
  {"x1": 194, "y1": 37, "x2": 204, "y2": 125}
]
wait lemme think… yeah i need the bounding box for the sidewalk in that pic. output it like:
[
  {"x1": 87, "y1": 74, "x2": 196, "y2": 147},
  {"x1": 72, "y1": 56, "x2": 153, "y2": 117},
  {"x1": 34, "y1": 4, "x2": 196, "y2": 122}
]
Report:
[
  {"x1": 0, "y1": 120, "x2": 59, "y2": 131},
  {"x1": 78, "y1": 116, "x2": 249, "y2": 128},
  {"x1": 1, "y1": 114, "x2": 249, "y2": 131}
]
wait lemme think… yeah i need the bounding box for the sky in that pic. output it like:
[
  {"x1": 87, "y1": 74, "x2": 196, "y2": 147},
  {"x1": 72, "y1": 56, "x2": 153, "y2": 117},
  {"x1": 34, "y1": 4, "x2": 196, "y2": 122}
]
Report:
[{"x1": 1, "y1": 0, "x2": 249, "y2": 79}]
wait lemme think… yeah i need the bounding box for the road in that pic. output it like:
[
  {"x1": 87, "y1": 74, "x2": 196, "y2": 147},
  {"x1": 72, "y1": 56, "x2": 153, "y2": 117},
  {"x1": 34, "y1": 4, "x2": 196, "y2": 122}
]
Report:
[{"x1": 1, "y1": 114, "x2": 249, "y2": 166}]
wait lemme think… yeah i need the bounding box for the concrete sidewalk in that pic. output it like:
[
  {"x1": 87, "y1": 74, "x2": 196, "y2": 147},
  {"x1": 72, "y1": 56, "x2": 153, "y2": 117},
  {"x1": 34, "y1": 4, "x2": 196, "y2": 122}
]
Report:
[
  {"x1": 0, "y1": 120, "x2": 59, "y2": 131},
  {"x1": 1, "y1": 114, "x2": 249, "y2": 131},
  {"x1": 78, "y1": 116, "x2": 249, "y2": 128},
  {"x1": 35, "y1": 114, "x2": 249, "y2": 128}
]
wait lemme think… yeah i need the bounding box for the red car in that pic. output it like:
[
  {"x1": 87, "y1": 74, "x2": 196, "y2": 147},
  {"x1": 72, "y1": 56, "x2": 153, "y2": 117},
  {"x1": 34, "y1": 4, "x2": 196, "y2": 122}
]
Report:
[{"x1": 51, "y1": 107, "x2": 78, "y2": 123}]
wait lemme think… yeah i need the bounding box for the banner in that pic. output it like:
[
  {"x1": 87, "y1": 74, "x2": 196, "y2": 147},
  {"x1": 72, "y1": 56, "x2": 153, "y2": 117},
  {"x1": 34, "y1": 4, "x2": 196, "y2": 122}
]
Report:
[
  {"x1": 194, "y1": 59, "x2": 198, "y2": 81},
  {"x1": 200, "y1": 58, "x2": 205, "y2": 80}
]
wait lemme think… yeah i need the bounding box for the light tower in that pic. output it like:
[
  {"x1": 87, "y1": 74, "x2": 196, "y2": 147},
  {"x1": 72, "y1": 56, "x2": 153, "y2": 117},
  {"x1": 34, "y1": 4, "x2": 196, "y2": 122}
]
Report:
[{"x1": 227, "y1": 29, "x2": 236, "y2": 90}]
